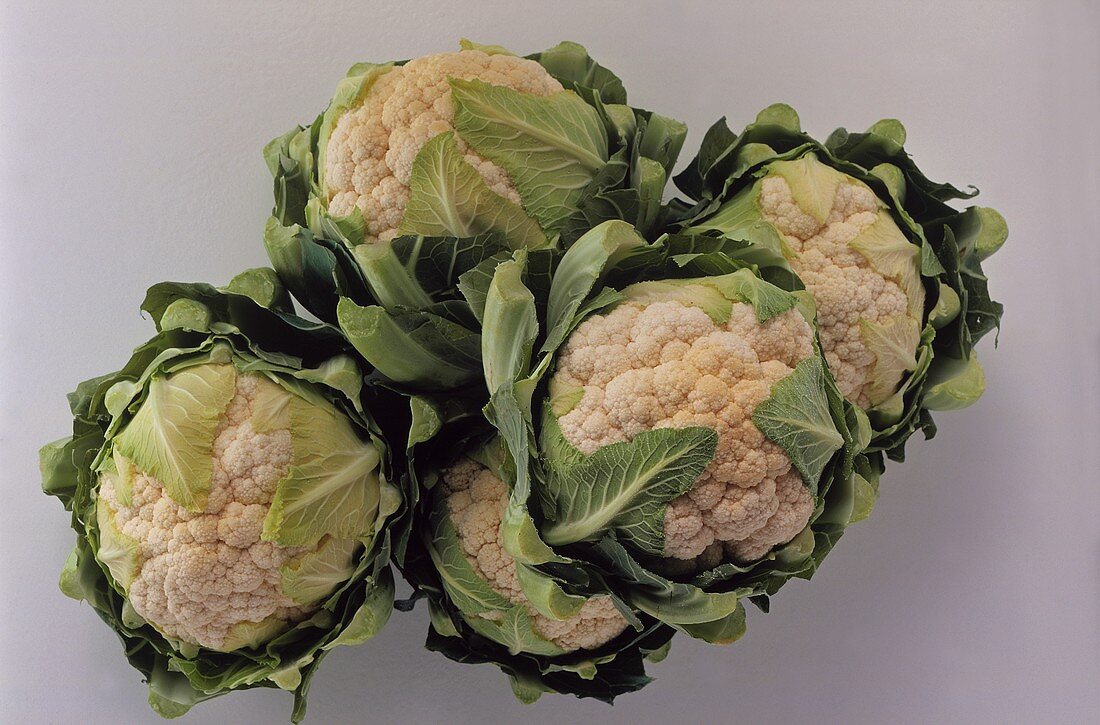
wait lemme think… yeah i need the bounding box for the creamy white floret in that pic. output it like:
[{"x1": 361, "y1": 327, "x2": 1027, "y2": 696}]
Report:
[
  {"x1": 325, "y1": 50, "x2": 562, "y2": 242},
  {"x1": 98, "y1": 374, "x2": 322, "y2": 651}
]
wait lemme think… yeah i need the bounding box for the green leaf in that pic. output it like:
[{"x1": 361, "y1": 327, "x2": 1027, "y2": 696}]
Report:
[
  {"x1": 451, "y1": 78, "x2": 607, "y2": 231},
  {"x1": 291, "y1": 355, "x2": 364, "y2": 407},
  {"x1": 398, "y1": 132, "x2": 548, "y2": 249},
  {"x1": 280, "y1": 537, "x2": 361, "y2": 606},
  {"x1": 540, "y1": 426, "x2": 717, "y2": 555},
  {"x1": 268, "y1": 658, "x2": 310, "y2": 691},
  {"x1": 543, "y1": 220, "x2": 648, "y2": 354},
  {"x1": 924, "y1": 354, "x2": 985, "y2": 411},
  {"x1": 482, "y1": 253, "x2": 538, "y2": 396},
  {"x1": 325, "y1": 566, "x2": 396, "y2": 648},
  {"x1": 337, "y1": 297, "x2": 481, "y2": 390},
  {"x1": 479, "y1": 606, "x2": 566, "y2": 657},
  {"x1": 159, "y1": 299, "x2": 212, "y2": 332},
  {"x1": 954, "y1": 205, "x2": 1008, "y2": 261},
  {"x1": 592, "y1": 538, "x2": 744, "y2": 630},
  {"x1": 527, "y1": 41, "x2": 627, "y2": 104},
  {"x1": 352, "y1": 240, "x2": 434, "y2": 311},
  {"x1": 223, "y1": 268, "x2": 292, "y2": 311},
  {"x1": 768, "y1": 153, "x2": 846, "y2": 224},
  {"x1": 755, "y1": 103, "x2": 801, "y2": 132},
  {"x1": 146, "y1": 666, "x2": 203, "y2": 719},
  {"x1": 39, "y1": 437, "x2": 73, "y2": 499},
  {"x1": 428, "y1": 499, "x2": 514, "y2": 615},
  {"x1": 114, "y1": 363, "x2": 237, "y2": 511},
  {"x1": 752, "y1": 356, "x2": 844, "y2": 492},
  {"x1": 716, "y1": 268, "x2": 800, "y2": 323},
  {"x1": 676, "y1": 607, "x2": 747, "y2": 644},
  {"x1": 264, "y1": 396, "x2": 381, "y2": 547},
  {"x1": 860, "y1": 315, "x2": 921, "y2": 405},
  {"x1": 58, "y1": 547, "x2": 84, "y2": 600},
  {"x1": 682, "y1": 186, "x2": 792, "y2": 268},
  {"x1": 929, "y1": 282, "x2": 961, "y2": 329},
  {"x1": 514, "y1": 563, "x2": 587, "y2": 620}
]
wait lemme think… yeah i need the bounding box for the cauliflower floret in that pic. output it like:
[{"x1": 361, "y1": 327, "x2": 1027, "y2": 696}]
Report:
[
  {"x1": 325, "y1": 49, "x2": 562, "y2": 242},
  {"x1": 441, "y1": 459, "x2": 628, "y2": 652},
  {"x1": 99, "y1": 374, "x2": 318, "y2": 651},
  {"x1": 555, "y1": 299, "x2": 816, "y2": 562},
  {"x1": 758, "y1": 173, "x2": 922, "y2": 408}
]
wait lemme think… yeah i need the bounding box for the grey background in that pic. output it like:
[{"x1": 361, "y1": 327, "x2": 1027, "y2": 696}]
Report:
[{"x1": 2, "y1": 1, "x2": 1097, "y2": 723}]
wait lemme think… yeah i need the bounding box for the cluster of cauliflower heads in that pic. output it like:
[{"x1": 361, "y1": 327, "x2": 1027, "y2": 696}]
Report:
[{"x1": 43, "y1": 39, "x2": 1004, "y2": 721}]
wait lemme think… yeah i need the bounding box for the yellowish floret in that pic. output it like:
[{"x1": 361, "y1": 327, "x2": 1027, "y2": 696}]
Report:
[{"x1": 553, "y1": 299, "x2": 817, "y2": 562}]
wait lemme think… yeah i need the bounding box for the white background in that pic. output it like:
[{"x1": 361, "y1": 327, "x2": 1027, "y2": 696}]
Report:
[{"x1": 2, "y1": 1, "x2": 1097, "y2": 723}]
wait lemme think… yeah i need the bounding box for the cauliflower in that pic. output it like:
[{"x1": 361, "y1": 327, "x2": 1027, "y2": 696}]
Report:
[
  {"x1": 553, "y1": 296, "x2": 817, "y2": 562},
  {"x1": 96, "y1": 369, "x2": 358, "y2": 652},
  {"x1": 324, "y1": 49, "x2": 562, "y2": 242},
  {"x1": 440, "y1": 458, "x2": 628, "y2": 652},
  {"x1": 753, "y1": 156, "x2": 925, "y2": 409}
]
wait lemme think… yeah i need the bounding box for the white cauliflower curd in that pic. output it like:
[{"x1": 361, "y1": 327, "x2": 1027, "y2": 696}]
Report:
[
  {"x1": 95, "y1": 366, "x2": 365, "y2": 652},
  {"x1": 552, "y1": 294, "x2": 817, "y2": 563},
  {"x1": 324, "y1": 49, "x2": 562, "y2": 242},
  {"x1": 440, "y1": 458, "x2": 628, "y2": 652}
]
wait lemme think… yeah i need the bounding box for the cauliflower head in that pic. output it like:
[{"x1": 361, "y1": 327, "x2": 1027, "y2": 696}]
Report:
[
  {"x1": 753, "y1": 154, "x2": 924, "y2": 409},
  {"x1": 324, "y1": 49, "x2": 562, "y2": 242},
  {"x1": 552, "y1": 291, "x2": 817, "y2": 562},
  {"x1": 440, "y1": 458, "x2": 628, "y2": 652},
  {"x1": 95, "y1": 365, "x2": 372, "y2": 652}
]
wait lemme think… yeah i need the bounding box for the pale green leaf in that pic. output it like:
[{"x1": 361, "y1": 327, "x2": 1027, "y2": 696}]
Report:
[
  {"x1": 398, "y1": 132, "x2": 547, "y2": 249},
  {"x1": 113, "y1": 364, "x2": 237, "y2": 512},
  {"x1": 752, "y1": 356, "x2": 843, "y2": 492},
  {"x1": 219, "y1": 616, "x2": 288, "y2": 652},
  {"x1": 325, "y1": 566, "x2": 396, "y2": 649},
  {"x1": 540, "y1": 426, "x2": 717, "y2": 554},
  {"x1": 768, "y1": 153, "x2": 845, "y2": 224},
  {"x1": 924, "y1": 354, "x2": 986, "y2": 411},
  {"x1": 849, "y1": 213, "x2": 924, "y2": 318},
  {"x1": 250, "y1": 375, "x2": 293, "y2": 433},
  {"x1": 95, "y1": 498, "x2": 141, "y2": 592},
  {"x1": 860, "y1": 315, "x2": 921, "y2": 405},
  {"x1": 263, "y1": 397, "x2": 381, "y2": 547},
  {"x1": 280, "y1": 537, "x2": 360, "y2": 606},
  {"x1": 451, "y1": 78, "x2": 607, "y2": 230}
]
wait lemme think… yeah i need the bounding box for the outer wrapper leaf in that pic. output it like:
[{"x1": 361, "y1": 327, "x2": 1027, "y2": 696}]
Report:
[{"x1": 41, "y1": 274, "x2": 407, "y2": 722}]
